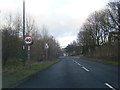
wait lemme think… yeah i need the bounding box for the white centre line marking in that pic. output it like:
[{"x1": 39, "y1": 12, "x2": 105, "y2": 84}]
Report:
[
  {"x1": 72, "y1": 59, "x2": 90, "y2": 72},
  {"x1": 105, "y1": 83, "x2": 116, "y2": 90},
  {"x1": 82, "y1": 67, "x2": 89, "y2": 72},
  {"x1": 72, "y1": 59, "x2": 81, "y2": 66},
  {"x1": 77, "y1": 63, "x2": 81, "y2": 66}
]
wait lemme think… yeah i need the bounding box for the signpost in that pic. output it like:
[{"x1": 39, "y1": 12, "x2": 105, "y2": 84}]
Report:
[
  {"x1": 45, "y1": 43, "x2": 49, "y2": 60},
  {"x1": 24, "y1": 35, "x2": 33, "y2": 68}
]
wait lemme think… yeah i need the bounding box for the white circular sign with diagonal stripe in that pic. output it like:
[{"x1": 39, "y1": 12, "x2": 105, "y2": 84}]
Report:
[{"x1": 24, "y1": 36, "x2": 33, "y2": 45}]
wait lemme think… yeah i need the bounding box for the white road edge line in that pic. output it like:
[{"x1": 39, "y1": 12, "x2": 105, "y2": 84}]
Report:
[
  {"x1": 105, "y1": 83, "x2": 116, "y2": 90},
  {"x1": 82, "y1": 67, "x2": 89, "y2": 72}
]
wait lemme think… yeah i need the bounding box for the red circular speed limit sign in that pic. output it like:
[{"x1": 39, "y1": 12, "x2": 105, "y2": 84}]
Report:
[{"x1": 24, "y1": 36, "x2": 33, "y2": 45}]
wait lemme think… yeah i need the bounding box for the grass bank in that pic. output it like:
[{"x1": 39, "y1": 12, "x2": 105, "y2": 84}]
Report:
[
  {"x1": 2, "y1": 59, "x2": 59, "y2": 88},
  {"x1": 79, "y1": 56, "x2": 119, "y2": 65}
]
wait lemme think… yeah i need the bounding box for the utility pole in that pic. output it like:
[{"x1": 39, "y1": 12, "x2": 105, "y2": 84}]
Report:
[{"x1": 23, "y1": 0, "x2": 26, "y2": 66}]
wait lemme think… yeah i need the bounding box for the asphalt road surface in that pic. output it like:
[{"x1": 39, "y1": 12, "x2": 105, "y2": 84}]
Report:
[{"x1": 14, "y1": 56, "x2": 119, "y2": 89}]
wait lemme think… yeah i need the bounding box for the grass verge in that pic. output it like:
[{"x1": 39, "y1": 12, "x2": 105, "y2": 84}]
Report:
[
  {"x1": 79, "y1": 56, "x2": 119, "y2": 65},
  {"x1": 2, "y1": 59, "x2": 59, "y2": 88}
]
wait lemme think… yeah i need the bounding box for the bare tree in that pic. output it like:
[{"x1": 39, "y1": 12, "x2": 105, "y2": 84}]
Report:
[
  {"x1": 107, "y1": 0, "x2": 120, "y2": 31},
  {"x1": 25, "y1": 15, "x2": 36, "y2": 36},
  {"x1": 76, "y1": 1, "x2": 120, "y2": 60},
  {"x1": 2, "y1": 13, "x2": 22, "y2": 65}
]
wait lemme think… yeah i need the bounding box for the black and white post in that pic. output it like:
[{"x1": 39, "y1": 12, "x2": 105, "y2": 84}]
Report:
[{"x1": 45, "y1": 43, "x2": 49, "y2": 60}]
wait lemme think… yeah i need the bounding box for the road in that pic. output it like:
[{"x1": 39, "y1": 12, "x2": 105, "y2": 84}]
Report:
[{"x1": 14, "y1": 56, "x2": 119, "y2": 89}]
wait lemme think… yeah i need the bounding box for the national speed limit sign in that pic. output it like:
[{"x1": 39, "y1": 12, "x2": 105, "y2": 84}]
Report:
[{"x1": 24, "y1": 36, "x2": 33, "y2": 45}]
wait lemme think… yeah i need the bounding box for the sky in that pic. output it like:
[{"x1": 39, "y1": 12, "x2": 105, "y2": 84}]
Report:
[{"x1": 0, "y1": 0, "x2": 109, "y2": 48}]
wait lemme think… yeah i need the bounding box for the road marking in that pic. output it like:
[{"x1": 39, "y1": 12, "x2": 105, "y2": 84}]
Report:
[
  {"x1": 75, "y1": 61, "x2": 81, "y2": 66},
  {"x1": 105, "y1": 83, "x2": 116, "y2": 90},
  {"x1": 77, "y1": 63, "x2": 81, "y2": 66},
  {"x1": 72, "y1": 59, "x2": 81, "y2": 66},
  {"x1": 82, "y1": 67, "x2": 89, "y2": 72},
  {"x1": 72, "y1": 59, "x2": 89, "y2": 72}
]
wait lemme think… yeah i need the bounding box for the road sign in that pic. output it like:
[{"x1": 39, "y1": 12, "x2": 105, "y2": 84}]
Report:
[
  {"x1": 45, "y1": 43, "x2": 49, "y2": 49},
  {"x1": 24, "y1": 36, "x2": 33, "y2": 45},
  {"x1": 45, "y1": 43, "x2": 49, "y2": 60}
]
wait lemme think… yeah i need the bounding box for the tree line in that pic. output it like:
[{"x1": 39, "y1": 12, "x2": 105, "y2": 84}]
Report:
[
  {"x1": 1, "y1": 13, "x2": 62, "y2": 66},
  {"x1": 65, "y1": 0, "x2": 120, "y2": 61}
]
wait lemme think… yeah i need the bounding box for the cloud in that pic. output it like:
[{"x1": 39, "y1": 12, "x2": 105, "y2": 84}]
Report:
[
  {"x1": 0, "y1": 0, "x2": 109, "y2": 47},
  {"x1": 57, "y1": 36, "x2": 77, "y2": 48}
]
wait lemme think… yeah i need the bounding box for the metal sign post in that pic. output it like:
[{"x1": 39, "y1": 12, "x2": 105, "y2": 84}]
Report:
[
  {"x1": 24, "y1": 35, "x2": 33, "y2": 68},
  {"x1": 28, "y1": 46, "x2": 31, "y2": 68},
  {"x1": 46, "y1": 48, "x2": 48, "y2": 60},
  {"x1": 45, "y1": 43, "x2": 49, "y2": 60}
]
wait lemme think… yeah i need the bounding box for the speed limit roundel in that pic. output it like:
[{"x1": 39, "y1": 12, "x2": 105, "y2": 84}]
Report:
[{"x1": 24, "y1": 36, "x2": 33, "y2": 45}]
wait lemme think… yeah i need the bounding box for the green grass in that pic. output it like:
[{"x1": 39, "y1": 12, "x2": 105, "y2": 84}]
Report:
[
  {"x1": 2, "y1": 59, "x2": 59, "y2": 88},
  {"x1": 79, "y1": 56, "x2": 119, "y2": 65}
]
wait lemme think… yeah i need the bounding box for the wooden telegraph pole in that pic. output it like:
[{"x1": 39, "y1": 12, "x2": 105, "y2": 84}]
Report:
[{"x1": 23, "y1": 0, "x2": 26, "y2": 66}]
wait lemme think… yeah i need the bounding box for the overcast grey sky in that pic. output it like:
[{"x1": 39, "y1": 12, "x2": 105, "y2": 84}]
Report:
[{"x1": 0, "y1": 0, "x2": 109, "y2": 47}]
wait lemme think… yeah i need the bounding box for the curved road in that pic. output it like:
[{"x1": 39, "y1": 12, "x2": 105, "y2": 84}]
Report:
[{"x1": 14, "y1": 56, "x2": 119, "y2": 89}]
